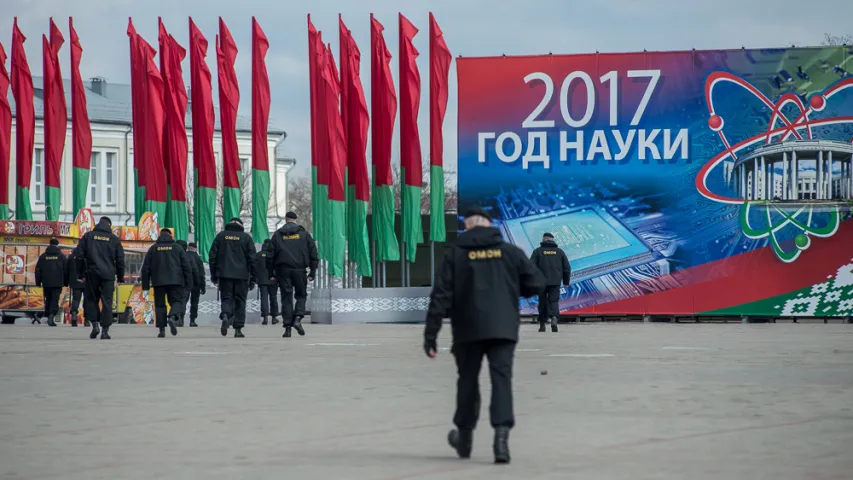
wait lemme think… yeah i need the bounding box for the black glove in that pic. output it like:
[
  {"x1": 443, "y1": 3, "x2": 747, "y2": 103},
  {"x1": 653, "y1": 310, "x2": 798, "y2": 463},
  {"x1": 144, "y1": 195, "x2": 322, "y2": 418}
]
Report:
[
  {"x1": 201, "y1": 287, "x2": 206, "y2": 295},
  {"x1": 117, "y1": 276, "x2": 125, "y2": 284},
  {"x1": 249, "y1": 281, "x2": 256, "y2": 291},
  {"x1": 211, "y1": 276, "x2": 218, "y2": 286},
  {"x1": 142, "y1": 283, "x2": 150, "y2": 291},
  {"x1": 423, "y1": 337, "x2": 437, "y2": 358}
]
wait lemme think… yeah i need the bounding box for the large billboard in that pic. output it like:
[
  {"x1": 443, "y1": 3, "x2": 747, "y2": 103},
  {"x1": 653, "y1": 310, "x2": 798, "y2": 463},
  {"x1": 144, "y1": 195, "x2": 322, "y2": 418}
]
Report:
[{"x1": 457, "y1": 46, "x2": 853, "y2": 317}]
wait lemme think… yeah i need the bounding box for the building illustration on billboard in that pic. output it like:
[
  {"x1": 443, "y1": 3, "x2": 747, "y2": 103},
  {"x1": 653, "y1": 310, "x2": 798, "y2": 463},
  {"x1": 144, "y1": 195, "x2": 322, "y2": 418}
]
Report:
[{"x1": 457, "y1": 46, "x2": 853, "y2": 318}]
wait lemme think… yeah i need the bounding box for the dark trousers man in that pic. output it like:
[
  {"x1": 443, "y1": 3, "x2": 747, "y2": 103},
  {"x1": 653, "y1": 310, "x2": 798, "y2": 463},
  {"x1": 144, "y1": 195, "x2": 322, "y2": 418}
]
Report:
[
  {"x1": 69, "y1": 288, "x2": 85, "y2": 326},
  {"x1": 452, "y1": 340, "x2": 516, "y2": 433},
  {"x1": 187, "y1": 288, "x2": 201, "y2": 326},
  {"x1": 84, "y1": 277, "x2": 115, "y2": 339},
  {"x1": 42, "y1": 287, "x2": 62, "y2": 326},
  {"x1": 154, "y1": 286, "x2": 187, "y2": 337},
  {"x1": 537, "y1": 285, "x2": 561, "y2": 332},
  {"x1": 219, "y1": 278, "x2": 249, "y2": 330},
  {"x1": 277, "y1": 268, "x2": 307, "y2": 337},
  {"x1": 259, "y1": 284, "x2": 279, "y2": 322}
]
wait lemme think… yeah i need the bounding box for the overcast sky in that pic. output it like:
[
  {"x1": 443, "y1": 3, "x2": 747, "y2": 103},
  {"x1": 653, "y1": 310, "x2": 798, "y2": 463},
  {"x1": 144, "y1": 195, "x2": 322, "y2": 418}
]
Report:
[{"x1": 2, "y1": 0, "x2": 852, "y2": 178}]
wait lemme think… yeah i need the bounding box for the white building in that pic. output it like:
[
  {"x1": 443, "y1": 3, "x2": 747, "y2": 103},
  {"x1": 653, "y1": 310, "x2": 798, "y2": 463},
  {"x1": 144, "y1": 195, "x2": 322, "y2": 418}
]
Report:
[{"x1": 5, "y1": 76, "x2": 295, "y2": 234}]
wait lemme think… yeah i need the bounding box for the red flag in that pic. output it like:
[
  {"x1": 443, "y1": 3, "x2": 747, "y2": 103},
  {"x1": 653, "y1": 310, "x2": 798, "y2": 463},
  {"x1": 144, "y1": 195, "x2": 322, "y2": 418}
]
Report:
[
  {"x1": 340, "y1": 19, "x2": 370, "y2": 203},
  {"x1": 158, "y1": 19, "x2": 188, "y2": 203},
  {"x1": 429, "y1": 13, "x2": 451, "y2": 171},
  {"x1": 216, "y1": 17, "x2": 241, "y2": 221},
  {"x1": 399, "y1": 14, "x2": 422, "y2": 189},
  {"x1": 11, "y1": 18, "x2": 35, "y2": 220},
  {"x1": 139, "y1": 34, "x2": 167, "y2": 203},
  {"x1": 370, "y1": 15, "x2": 396, "y2": 190},
  {"x1": 0, "y1": 42, "x2": 11, "y2": 215},
  {"x1": 69, "y1": 17, "x2": 93, "y2": 193},
  {"x1": 308, "y1": 17, "x2": 321, "y2": 181},
  {"x1": 127, "y1": 19, "x2": 145, "y2": 196},
  {"x1": 251, "y1": 18, "x2": 270, "y2": 174},
  {"x1": 42, "y1": 18, "x2": 66, "y2": 220},
  {"x1": 322, "y1": 44, "x2": 346, "y2": 203},
  {"x1": 189, "y1": 18, "x2": 216, "y2": 191},
  {"x1": 338, "y1": 16, "x2": 350, "y2": 155},
  {"x1": 309, "y1": 20, "x2": 328, "y2": 190}
]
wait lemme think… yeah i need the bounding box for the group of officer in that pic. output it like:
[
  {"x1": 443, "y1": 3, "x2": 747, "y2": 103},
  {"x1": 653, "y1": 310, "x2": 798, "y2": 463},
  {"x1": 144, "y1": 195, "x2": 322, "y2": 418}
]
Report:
[
  {"x1": 34, "y1": 211, "x2": 318, "y2": 340},
  {"x1": 423, "y1": 206, "x2": 572, "y2": 465}
]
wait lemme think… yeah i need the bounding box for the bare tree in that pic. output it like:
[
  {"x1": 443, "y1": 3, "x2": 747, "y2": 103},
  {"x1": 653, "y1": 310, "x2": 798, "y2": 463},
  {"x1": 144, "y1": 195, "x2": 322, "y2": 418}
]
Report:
[
  {"x1": 185, "y1": 162, "x2": 255, "y2": 234},
  {"x1": 287, "y1": 174, "x2": 314, "y2": 233},
  {"x1": 823, "y1": 33, "x2": 853, "y2": 46}
]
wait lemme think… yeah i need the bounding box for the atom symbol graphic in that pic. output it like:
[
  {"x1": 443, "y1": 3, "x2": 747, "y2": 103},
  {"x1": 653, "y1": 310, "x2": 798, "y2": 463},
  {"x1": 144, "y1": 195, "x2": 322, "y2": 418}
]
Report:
[{"x1": 696, "y1": 72, "x2": 853, "y2": 263}]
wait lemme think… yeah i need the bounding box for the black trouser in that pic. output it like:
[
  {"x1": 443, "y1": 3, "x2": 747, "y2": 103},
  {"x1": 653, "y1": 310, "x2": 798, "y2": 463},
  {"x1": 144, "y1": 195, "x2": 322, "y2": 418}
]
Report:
[
  {"x1": 452, "y1": 339, "x2": 516, "y2": 431},
  {"x1": 70, "y1": 288, "x2": 83, "y2": 316},
  {"x1": 537, "y1": 285, "x2": 561, "y2": 323},
  {"x1": 277, "y1": 268, "x2": 307, "y2": 326},
  {"x1": 84, "y1": 277, "x2": 115, "y2": 328},
  {"x1": 259, "y1": 284, "x2": 279, "y2": 317},
  {"x1": 153, "y1": 286, "x2": 187, "y2": 329},
  {"x1": 189, "y1": 288, "x2": 201, "y2": 320},
  {"x1": 219, "y1": 278, "x2": 248, "y2": 328},
  {"x1": 42, "y1": 287, "x2": 62, "y2": 317}
]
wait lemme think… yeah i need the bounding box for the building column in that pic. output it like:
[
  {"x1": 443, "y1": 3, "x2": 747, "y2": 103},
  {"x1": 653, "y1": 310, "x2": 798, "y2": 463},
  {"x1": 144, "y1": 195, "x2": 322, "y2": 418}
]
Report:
[
  {"x1": 817, "y1": 151, "x2": 824, "y2": 200},
  {"x1": 753, "y1": 161, "x2": 759, "y2": 200},
  {"x1": 739, "y1": 164, "x2": 745, "y2": 199},
  {"x1": 782, "y1": 152, "x2": 789, "y2": 200},
  {"x1": 792, "y1": 151, "x2": 799, "y2": 200},
  {"x1": 827, "y1": 151, "x2": 834, "y2": 199}
]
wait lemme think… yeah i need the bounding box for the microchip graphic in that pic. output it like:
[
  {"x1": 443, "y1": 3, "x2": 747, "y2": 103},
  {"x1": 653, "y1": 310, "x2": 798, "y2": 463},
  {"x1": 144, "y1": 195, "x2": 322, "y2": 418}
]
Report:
[{"x1": 502, "y1": 204, "x2": 658, "y2": 283}]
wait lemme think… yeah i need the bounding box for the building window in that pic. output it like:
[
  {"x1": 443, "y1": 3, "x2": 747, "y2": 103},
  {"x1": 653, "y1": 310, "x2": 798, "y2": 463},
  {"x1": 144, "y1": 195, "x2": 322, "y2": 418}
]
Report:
[
  {"x1": 90, "y1": 150, "x2": 118, "y2": 207},
  {"x1": 32, "y1": 148, "x2": 44, "y2": 204},
  {"x1": 239, "y1": 157, "x2": 250, "y2": 184}
]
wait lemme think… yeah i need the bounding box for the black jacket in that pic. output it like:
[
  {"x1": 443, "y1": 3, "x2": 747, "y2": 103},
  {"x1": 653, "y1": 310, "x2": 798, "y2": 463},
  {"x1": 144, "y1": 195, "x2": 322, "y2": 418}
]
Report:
[
  {"x1": 187, "y1": 250, "x2": 206, "y2": 291},
  {"x1": 76, "y1": 220, "x2": 126, "y2": 281},
  {"x1": 140, "y1": 236, "x2": 193, "y2": 290},
  {"x1": 35, "y1": 245, "x2": 66, "y2": 288},
  {"x1": 255, "y1": 249, "x2": 275, "y2": 285},
  {"x1": 424, "y1": 227, "x2": 545, "y2": 345},
  {"x1": 530, "y1": 240, "x2": 572, "y2": 286},
  {"x1": 64, "y1": 247, "x2": 85, "y2": 289},
  {"x1": 267, "y1": 222, "x2": 319, "y2": 275},
  {"x1": 209, "y1": 223, "x2": 257, "y2": 282},
  {"x1": 177, "y1": 243, "x2": 197, "y2": 290}
]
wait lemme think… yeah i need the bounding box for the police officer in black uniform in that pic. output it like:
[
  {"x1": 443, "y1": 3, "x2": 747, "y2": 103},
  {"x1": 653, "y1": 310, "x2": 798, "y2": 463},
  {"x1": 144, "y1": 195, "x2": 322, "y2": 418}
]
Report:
[
  {"x1": 64, "y1": 246, "x2": 87, "y2": 327},
  {"x1": 256, "y1": 239, "x2": 280, "y2": 325},
  {"x1": 186, "y1": 242, "x2": 206, "y2": 327},
  {"x1": 175, "y1": 240, "x2": 198, "y2": 327},
  {"x1": 424, "y1": 206, "x2": 545, "y2": 465},
  {"x1": 530, "y1": 232, "x2": 572, "y2": 333},
  {"x1": 76, "y1": 216, "x2": 125, "y2": 340},
  {"x1": 34, "y1": 238, "x2": 66, "y2": 327},
  {"x1": 141, "y1": 229, "x2": 193, "y2": 338},
  {"x1": 267, "y1": 212, "x2": 318, "y2": 338},
  {"x1": 209, "y1": 218, "x2": 257, "y2": 338}
]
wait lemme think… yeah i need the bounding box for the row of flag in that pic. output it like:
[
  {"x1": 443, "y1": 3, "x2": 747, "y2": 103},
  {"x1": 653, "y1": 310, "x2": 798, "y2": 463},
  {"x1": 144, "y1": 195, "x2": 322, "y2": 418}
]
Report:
[
  {"x1": 309, "y1": 13, "x2": 452, "y2": 279},
  {"x1": 0, "y1": 17, "x2": 272, "y2": 263}
]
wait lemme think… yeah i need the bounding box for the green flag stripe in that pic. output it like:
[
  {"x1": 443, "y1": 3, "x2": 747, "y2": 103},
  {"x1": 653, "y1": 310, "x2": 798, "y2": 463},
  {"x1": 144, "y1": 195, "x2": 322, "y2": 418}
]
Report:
[
  {"x1": 195, "y1": 184, "x2": 216, "y2": 262},
  {"x1": 327, "y1": 199, "x2": 347, "y2": 277},
  {"x1": 0, "y1": 204, "x2": 8, "y2": 220},
  {"x1": 372, "y1": 181, "x2": 399, "y2": 262},
  {"x1": 167, "y1": 199, "x2": 189, "y2": 241},
  {"x1": 401, "y1": 182, "x2": 423, "y2": 263},
  {"x1": 45, "y1": 186, "x2": 61, "y2": 221},
  {"x1": 251, "y1": 169, "x2": 270, "y2": 243},
  {"x1": 72, "y1": 167, "x2": 89, "y2": 218},
  {"x1": 429, "y1": 165, "x2": 446, "y2": 242},
  {"x1": 223, "y1": 187, "x2": 241, "y2": 224},
  {"x1": 15, "y1": 187, "x2": 33, "y2": 221}
]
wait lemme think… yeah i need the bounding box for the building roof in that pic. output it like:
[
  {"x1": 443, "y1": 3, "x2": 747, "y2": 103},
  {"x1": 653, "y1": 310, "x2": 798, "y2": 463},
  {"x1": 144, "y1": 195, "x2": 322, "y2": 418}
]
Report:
[{"x1": 6, "y1": 76, "x2": 286, "y2": 136}]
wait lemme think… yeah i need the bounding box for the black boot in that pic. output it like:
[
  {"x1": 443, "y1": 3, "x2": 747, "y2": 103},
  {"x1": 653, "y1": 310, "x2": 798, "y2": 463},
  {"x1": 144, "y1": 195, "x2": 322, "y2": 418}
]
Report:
[
  {"x1": 271, "y1": 316, "x2": 280, "y2": 325},
  {"x1": 177, "y1": 315, "x2": 184, "y2": 327},
  {"x1": 538, "y1": 321, "x2": 546, "y2": 332},
  {"x1": 157, "y1": 328, "x2": 166, "y2": 338},
  {"x1": 293, "y1": 316, "x2": 305, "y2": 336},
  {"x1": 261, "y1": 316, "x2": 269, "y2": 326},
  {"x1": 100, "y1": 326, "x2": 111, "y2": 340},
  {"x1": 447, "y1": 429, "x2": 473, "y2": 459},
  {"x1": 84, "y1": 319, "x2": 90, "y2": 327},
  {"x1": 189, "y1": 319, "x2": 198, "y2": 327},
  {"x1": 551, "y1": 316, "x2": 559, "y2": 333},
  {"x1": 89, "y1": 322, "x2": 100, "y2": 339},
  {"x1": 493, "y1": 427, "x2": 510, "y2": 464},
  {"x1": 234, "y1": 327, "x2": 245, "y2": 338},
  {"x1": 47, "y1": 315, "x2": 57, "y2": 327},
  {"x1": 167, "y1": 315, "x2": 179, "y2": 336},
  {"x1": 70, "y1": 314, "x2": 78, "y2": 327},
  {"x1": 219, "y1": 313, "x2": 230, "y2": 337},
  {"x1": 283, "y1": 327, "x2": 292, "y2": 338},
  {"x1": 32, "y1": 317, "x2": 40, "y2": 325}
]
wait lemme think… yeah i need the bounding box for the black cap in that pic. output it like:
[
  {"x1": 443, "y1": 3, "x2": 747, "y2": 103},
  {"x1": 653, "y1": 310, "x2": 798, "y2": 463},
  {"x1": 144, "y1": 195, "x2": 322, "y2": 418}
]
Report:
[
  {"x1": 160, "y1": 228, "x2": 171, "y2": 235},
  {"x1": 176, "y1": 240, "x2": 188, "y2": 249},
  {"x1": 263, "y1": 239, "x2": 271, "y2": 245},
  {"x1": 99, "y1": 216, "x2": 112, "y2": 226},
  {"x1": 230, "y1": 217, "x2": 244, "y2": 226},
  {"x1": 543, "y1": 232, "x2": 554, "y2": 239},
  {"x1": 285, "y1": 211, "x2": 298, "y2": 220},
  {"x1": 188, "y1": 242, "x2": 197, "y2": 248},
  {"x1": 49, "y1": 238, "x2": 59, "y2": 245},
  {"x1": 463, "y1": 206, "x2": 491, "y2": 221}
]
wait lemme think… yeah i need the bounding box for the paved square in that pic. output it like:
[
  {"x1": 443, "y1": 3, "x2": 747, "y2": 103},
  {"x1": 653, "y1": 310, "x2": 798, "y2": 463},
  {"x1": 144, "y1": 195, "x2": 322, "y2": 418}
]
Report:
[{"x1": 1, "y1": 322, "x2": 852, "y2": 480}]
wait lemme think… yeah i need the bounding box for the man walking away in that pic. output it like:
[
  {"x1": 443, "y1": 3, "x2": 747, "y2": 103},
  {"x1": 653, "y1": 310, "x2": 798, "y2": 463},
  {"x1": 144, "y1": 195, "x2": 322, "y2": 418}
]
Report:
[
  {"x1": 35, "y1": 238, "x2": 66, "y2": 327},
  {"x1": 530, "y1": 232, "x2": 572, "y2": 332},
  {"x1": 423, "y1": 206, "x2": 545, "y2": 464},
  {"x1": 141, "y1": 229, "x2": 193, "y2": 338},
  {"x1": 186, "y1": 242, "x2": 206, "y2": 327},
  {"x1": 267, "y1": 212, "x2": 318, "y2": 338},
  {"x1": 256, "y1": 239, "x2": 280, "y2": 325},
  {"x1": 209, "y1": 218, "x2": 257, "y2": 338},
  {"x1": 64, "y1": 246, "x2": 86, "y2": 327},
  {"x1": 176, "y1": 240, "x2": 197, "y2": 327},
  {"x1": 76, "y1": 216, "x2": 125, "y2": 340}
]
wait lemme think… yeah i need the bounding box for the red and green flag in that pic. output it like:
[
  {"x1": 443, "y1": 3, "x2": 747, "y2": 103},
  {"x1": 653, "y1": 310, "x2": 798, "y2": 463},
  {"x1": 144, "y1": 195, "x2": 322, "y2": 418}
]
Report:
[
  {"x1": 216, "y1": 18, "x2": 241, "y2": 224},
  {"x1": 399, "y1": 14, "x2": 424, "y2": 263},
  {"x1": 308, "y1": 17, "x2": 329, "y2": 260},
  {"x1": 0, "y1": 42, "x2": 11, "y2": 220},
  {"x1": 127, "y1": 19, "x2": 146, "y2": 224},
  {"x1": 251, "y1": 17, "x2": 271, "y2": 243},
  {"x1": 159, "y1": 19, "x2": 189, "y2": 241},
  {"x1": 138, "y1": 34, "x2": 167, "y2": 222},
  {"x1": 189, "y1": 17, "x2": 216, "y2": 261},
  {"x1": 11, "y1": 18, "x2": 34, "y2": 221},
  {"x1": 320, "y1": 43, "x2": 347, "y2": 277},
  {"x1": 370, "y1": 15, "x2": 400, "y2": 263},
  {"x1": 429, "y1": 13, "x2": 451, "y2": 243},
  {"x1": 42, "y1": 19, "x2": 66, "y2": 222},
  {"x1": 69, "y1": 18, "x2": 92, "y2": 218},
  {"x1": 340, "y1": 17, "x2": 372, "y2": 277}
]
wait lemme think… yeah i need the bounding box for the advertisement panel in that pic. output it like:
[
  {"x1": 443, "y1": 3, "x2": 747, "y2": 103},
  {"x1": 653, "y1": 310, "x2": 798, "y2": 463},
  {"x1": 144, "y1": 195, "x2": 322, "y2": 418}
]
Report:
[{"x1": 457, "y1": 46, "x2": 853, "y2": 317}]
